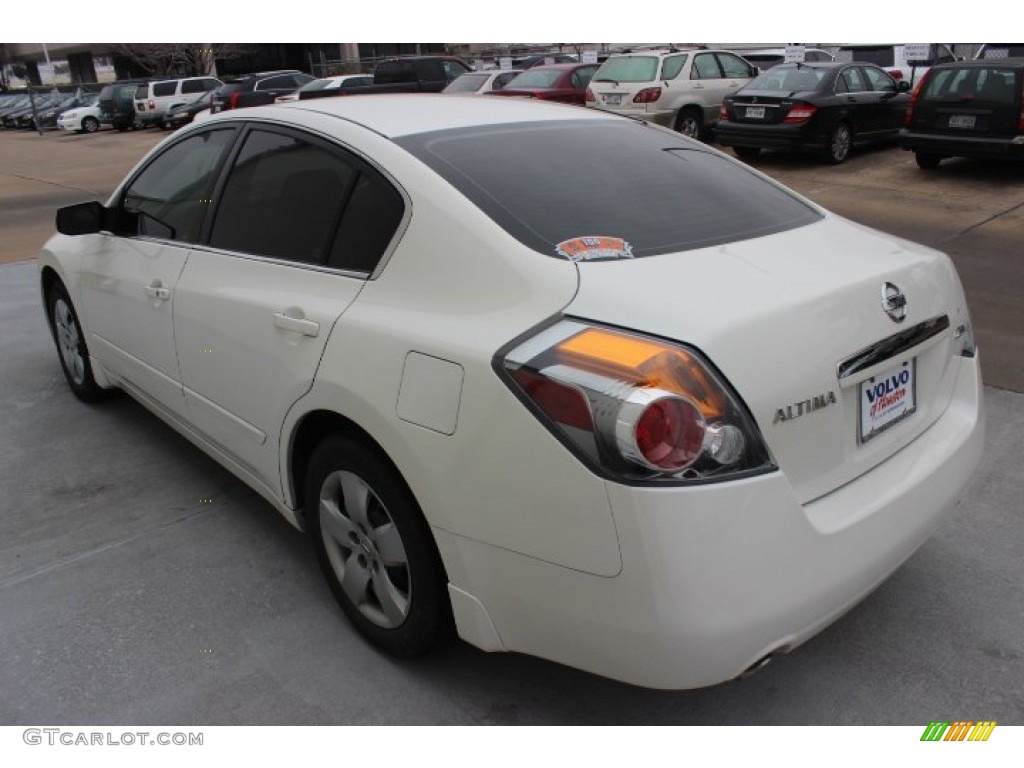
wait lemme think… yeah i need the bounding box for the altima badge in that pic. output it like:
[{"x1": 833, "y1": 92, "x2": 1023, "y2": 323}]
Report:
[
  {"x1": 773, "y1": 392, "x2": 837, "y2": 424},
  {"x1": 882, "y1": 282, "x2": 908, "y2": 323}
]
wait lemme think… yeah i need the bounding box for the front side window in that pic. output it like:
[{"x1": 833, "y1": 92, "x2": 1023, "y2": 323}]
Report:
[
  {"x1": 716, "y1": 53, "x2": 753, "y2": 78},
  {"x1": 121, "y1": 129, "x2": 236, "y2": 242},
  {"x1": 862, "y1": 66, "x2": 896, "y2": 91},
  {"x1": 692, "y1": 54, "x2": 722, "y2": 80},
  {"x1": 182, "y1": 79, "x2": 211, "y2": 94},
  {"x1": 209, "y1": 129, "x2": 357, "y2": 265}
]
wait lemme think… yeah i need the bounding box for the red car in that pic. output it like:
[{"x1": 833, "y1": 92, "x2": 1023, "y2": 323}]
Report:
[{"x1": 487, "y1": 63, "x2": 599, "y2": 105}]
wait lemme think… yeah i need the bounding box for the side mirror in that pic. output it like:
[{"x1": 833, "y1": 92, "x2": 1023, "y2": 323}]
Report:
[
  {"x1": 55, "y1": 201, "x2": 105, "y2": 235},
  {"x1": 898, "y1": 80, "x2": 912, "y2": 93}
]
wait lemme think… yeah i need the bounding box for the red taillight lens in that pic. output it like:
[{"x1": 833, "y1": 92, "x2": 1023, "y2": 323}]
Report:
[
  {"x1": 228, "y1": 92, "x2": 242, "y2": 110},
  {"x1": 783, "y1": 103, "x2": 817, "y2": 123},
  {"x1": 148, "y1": 99, "x2": 155, "y2": 109},
  {"x1": 719, "y1": 104, "x2": 729, "y2": 121},
  {"x1": 585, "y1": 87, "x2": 595, "y2": 103},
  {"x1": 511, "y1": 369, "x2": 593, "y2": 431},
  {"x1": 630, "y1": 394, "x2": 705, "y2": 471},
  {"x1": 633, "y1": 87, "x2": 662, "y2": 104},
  {"x1": 501, "y1": 321, "x2": 774, "y2": 484},
  {"x1": 890, "y1": 69, "x2": 904, "y2": 81},
  {"x1": 904, "y1": 71, "x2": 931, "y2": 127}
]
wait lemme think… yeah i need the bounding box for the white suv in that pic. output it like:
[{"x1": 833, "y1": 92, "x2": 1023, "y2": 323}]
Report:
[
  {"x1": 135, "y1": 76, "x2": 222, "y2": 128},
  {"x1": 586, "y1": 48, "x2": 757, "y2": 139}
]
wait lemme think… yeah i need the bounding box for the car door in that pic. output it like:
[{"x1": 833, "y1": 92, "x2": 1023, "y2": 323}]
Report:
[
  {"x1": 173, "y1": 125, "x2": 407, "y2": 491},
  {"x1": 861, "y1": 65, "x2": 905, "y2": 135},
  {"x1": 834, "y1": 66, "x2": 873, "y2": 134},
  {"x1": 77, "y1": 127, "x2": 238, "y2": 416},
  {"x1": 689, "y1": 52, "x2": 728, "y2": 122},
  {"x1": 714, "y1": 52, "x2": 755, "y2": 101}
]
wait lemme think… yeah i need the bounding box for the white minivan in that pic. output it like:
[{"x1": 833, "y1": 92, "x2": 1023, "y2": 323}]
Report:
[{"x1": 134, "y1": 76, "x2": 222, "y2": 128}]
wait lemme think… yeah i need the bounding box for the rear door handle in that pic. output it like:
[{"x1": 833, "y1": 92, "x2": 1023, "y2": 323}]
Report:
[
  {"x1": 145, "y1": 281, "x2": 170, "y2": 301},
  {"x1": 273, "y1": 312, "x2": 319, "y2": 337}
]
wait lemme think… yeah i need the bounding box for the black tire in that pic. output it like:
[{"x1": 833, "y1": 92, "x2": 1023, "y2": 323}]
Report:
[
  {"x1": 733, "y1": 146, "x2": 762, "y2": 161},
  {"x1": 306, "y1": 433, "x2": 452, "y2": 658},
  {"x1": 46, "y1": 281, "x2": 107, "y2": 402},
  {"x1": 81, "y1": 116, "x2": 99, "y2": 133},
  {"x1": 675, "y1": 107, "x2": 705, "y2": 141},
  {"x1": 915, "y1": 153, "x2": 942, "y2": 170},
  {"x1": 824, "y1": 122, "x2": 853, "y2": 164}
]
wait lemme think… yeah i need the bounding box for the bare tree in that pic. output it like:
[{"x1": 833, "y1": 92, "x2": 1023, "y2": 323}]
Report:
[{"x1": 111, "y1": 43, "x2": 253, "y2": 76}]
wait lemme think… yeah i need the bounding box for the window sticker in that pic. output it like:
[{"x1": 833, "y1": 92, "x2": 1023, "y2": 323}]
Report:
[{"x1": 555, "y1": 236, "x2": 634, "y2": 262}]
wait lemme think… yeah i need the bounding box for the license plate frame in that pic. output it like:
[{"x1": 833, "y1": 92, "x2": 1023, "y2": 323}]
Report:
[
  {"x1": 948, "y1": 114, "x2": 976, "y2": 129},
  {"x1": 859, "y1": 359, "x2": 917, "y2": 443},
  {"x1": 604, "y1": 94, "x2": 622, "y2": 106},
  {"x1": 745, "y1": 106, "x2": 766, "y2": 119}
]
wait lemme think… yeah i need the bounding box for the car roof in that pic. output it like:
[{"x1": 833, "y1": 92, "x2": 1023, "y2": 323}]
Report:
[
  {"x1": 252, "y1": 93, "x2": 620, "y2": 138},
  {"x1": 933, "y1": 57, "x2": 1024, "y2": 68},
  {"x1": 523, "y1": 62, "x2": 591, "y2": 71}
]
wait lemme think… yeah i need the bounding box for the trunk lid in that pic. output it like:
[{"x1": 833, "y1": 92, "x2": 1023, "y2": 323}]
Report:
[
  {"x1": 725, "y1": 89, "x2": 816, "y2": 124},
  {"x1": 566, "y1": 214, "x2": 969, "y2": 503}
]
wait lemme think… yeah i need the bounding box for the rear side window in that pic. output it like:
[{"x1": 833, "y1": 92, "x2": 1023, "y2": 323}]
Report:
[
  {"x1": 923, "y1": 67, "x2": 1020, "y2": 105},
  {"x1": 121, "y1": 129, "x2": 236, "y2": 243},
  {"x1": 136, "y1": 84, "x2": 149, "y2": 98},
  {"x1": 153, "y1": 82, "x2": 177, "y2": 97},
  {"x1": 210, "y1": 129, "x2": 357, "y2": 265},
  {"x1": 570, "y1": 67, "x2": 597, "y2": 90},
  {"x1": 445, "y1": 73, "x2": 490, "y2": 93},
  {"x1": 182, "y1": 79, "x2": 210, "y2": 94},
  {"x1": 492, "y1": 72, "x2": 518, "y2": 90},
  {"x1": 328, "y1": 170, "x2": 405, "y2": 273},
  {"x1": 396, "y1": 120, "x2": 821, "y2": 259},
  {"x1": 661, "y1": 55, "x2": 688, "y2": 80},
  {"x1": 594, "y1": 56, "x2": 659, "y2": 83}
]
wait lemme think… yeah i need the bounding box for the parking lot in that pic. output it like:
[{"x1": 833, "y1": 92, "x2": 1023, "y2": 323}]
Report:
[{"x1": 1, "y1": 125, "x2": 1022, "y2": 724}]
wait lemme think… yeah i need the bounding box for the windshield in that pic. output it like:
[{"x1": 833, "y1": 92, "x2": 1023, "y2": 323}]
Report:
[
  {"x1": 444, "y1": 73, "x2": 491, "y2": 93},
  {"x1": 748, "y1": 66, "x2": 829, "y2": 91},
  {"x1": 397, "y1": 120, "x2": 820, "y2": 259},
  {"x1": 506, "y1": 69, "x2": 562, "y2": 89},
  {"x1": 593, "y1": 56, "x2": 659, "y2": 83}
]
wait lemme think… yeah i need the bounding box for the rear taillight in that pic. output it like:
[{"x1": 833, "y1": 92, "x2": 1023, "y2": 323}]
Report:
[
  {"x1": 585, "y1": 87, "x2": 595, "y2": 103},
  {"x1": 783, "y1": 103, "x2": 817, "y2": 123},
  {"x1": 904, "y1": 71, "x2": 931, "y2": 127},
  {"x1": 719, "y1": 103, "x2": 729, "y2": 121},
  {"x1": 148, "y1": 100, "x2": 155, "y2": 109},
  {"x1": 890, "y1": 69, "x2": 904, "y2": 81},
  {"x1": 500, "y1": 320, "x2": 774, "y2": 484},
  {"x1": 228, "y1": 92, "x2": 242, "y2": 110},
  {"x1": 633, "y1": 87, "x2": 662, "y2": 104}
]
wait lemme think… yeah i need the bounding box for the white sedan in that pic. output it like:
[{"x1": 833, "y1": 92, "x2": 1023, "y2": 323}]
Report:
[
  {"x1": 39, "y1": 95, "x2": 984, "y2": 689},
  {"x1": 56, "y1": 98, "x2": 105, "y2": 133}
]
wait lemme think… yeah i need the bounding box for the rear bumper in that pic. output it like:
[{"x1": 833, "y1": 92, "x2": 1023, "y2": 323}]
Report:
[
  {"x1": 716, "y1": 120, "x2": 825, "y2": 150},
  {"x1": 442, "y1": 354, "x2": 984, "y2": 689},
  {"x1": 900, "y1": 129, "x2": 1024, "y2": 159}
]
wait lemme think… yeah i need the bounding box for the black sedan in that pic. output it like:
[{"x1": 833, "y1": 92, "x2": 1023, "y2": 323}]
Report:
[
  {"x1": 716, "y1": 62, "x2": 911, "y2": 164},
  {"x1": 162, "y1": 89, "x2": 216, "y2": 129}
]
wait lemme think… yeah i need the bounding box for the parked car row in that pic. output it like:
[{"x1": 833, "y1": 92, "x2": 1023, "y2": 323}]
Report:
[{"x1": 0, "y1": 90, "x2": 100, "y2": 131}]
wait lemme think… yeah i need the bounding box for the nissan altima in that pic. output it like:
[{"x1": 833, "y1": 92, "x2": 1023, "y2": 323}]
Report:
[{"x1": 39, "y1": 95, "x2": 984, "y2": 689}]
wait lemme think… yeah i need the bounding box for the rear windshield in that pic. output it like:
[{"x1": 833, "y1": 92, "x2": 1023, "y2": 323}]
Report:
[
  {"x1": 216, "y1": 82, "x2": 249, "y2": 95},
  {"x1": 922, "y1": 66, "x2": 1020, "y2": 105},
  {"x1": 396, "y1": 120, "x2": 821, "y2": 260},
  {"x1": 593, "y1": 56, "x2": 659, "y2": 83},
  {"x1": 506, "y1": 70, "x2": 562, "y2": 89},
  {"x1": 748, "y1": 65, "x2": 829, "y2": 91},
  {"x1": 444, "y1": 73, "x2": 491, "y2": 93}
]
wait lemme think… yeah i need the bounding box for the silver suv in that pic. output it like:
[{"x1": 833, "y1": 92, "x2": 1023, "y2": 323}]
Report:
[
  {"x1": 586, "y1": 48, "x2": 756, "y2": 139},
  {"x1": 135, "y1": 76, "x2": 222, "y2": 128}
]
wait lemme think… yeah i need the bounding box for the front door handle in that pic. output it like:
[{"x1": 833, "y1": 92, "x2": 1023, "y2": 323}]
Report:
[
  {"x1": 273, "y1": 312, "x2": 319, "y2": 337},
  {"x1": 145, "y1": 281, "x2": 170, "y2": 301}
]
